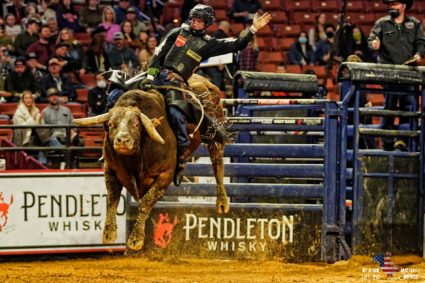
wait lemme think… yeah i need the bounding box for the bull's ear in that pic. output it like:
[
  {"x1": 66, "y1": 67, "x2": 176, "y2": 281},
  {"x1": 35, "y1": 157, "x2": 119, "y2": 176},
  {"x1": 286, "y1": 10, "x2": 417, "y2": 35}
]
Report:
[{"x1": 151, "y1": 116, "x2": 164, "y2": 127}]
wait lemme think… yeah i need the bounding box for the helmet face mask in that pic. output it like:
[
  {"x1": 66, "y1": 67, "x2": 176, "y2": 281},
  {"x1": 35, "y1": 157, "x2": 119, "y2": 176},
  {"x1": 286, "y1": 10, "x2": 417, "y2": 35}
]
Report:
[{"x1": 188, "y1": 4, "x2": 215, "y2": 29}]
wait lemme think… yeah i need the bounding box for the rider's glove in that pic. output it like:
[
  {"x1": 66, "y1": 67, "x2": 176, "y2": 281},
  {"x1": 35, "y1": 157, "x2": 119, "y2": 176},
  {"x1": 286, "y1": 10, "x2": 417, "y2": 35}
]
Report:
[
  {"x1": 141, "y1": 76, "x2": 154, "y2": 91},
  {"x1": 141, "y1": 67, "x2": 159, "y2": 90}
]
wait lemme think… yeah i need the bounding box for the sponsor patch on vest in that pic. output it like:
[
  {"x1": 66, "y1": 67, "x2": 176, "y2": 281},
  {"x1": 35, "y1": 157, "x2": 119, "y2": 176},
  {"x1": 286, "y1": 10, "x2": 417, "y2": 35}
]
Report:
[
  {"x1": 405, "y1": 22, "x2": 414, "y2": 29},
  {"x1": 175, "y1": 35, "x2": 187, "y2": 47},
  {"x1": 186, "y1": 49, "x2": 202, "y2": 62}
]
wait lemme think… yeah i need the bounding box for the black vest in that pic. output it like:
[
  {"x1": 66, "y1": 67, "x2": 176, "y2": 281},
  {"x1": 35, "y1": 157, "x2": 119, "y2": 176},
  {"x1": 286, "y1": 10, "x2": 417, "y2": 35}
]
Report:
[{"x1": 164, "y1": 24, "x2": 209, "y2": 81}]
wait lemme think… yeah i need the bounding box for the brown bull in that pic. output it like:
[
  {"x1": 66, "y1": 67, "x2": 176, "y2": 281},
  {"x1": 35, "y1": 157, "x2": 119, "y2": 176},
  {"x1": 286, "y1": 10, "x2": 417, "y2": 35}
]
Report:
[{"x1": 73, "y1": 74, "x2": 229, "y2": 251}]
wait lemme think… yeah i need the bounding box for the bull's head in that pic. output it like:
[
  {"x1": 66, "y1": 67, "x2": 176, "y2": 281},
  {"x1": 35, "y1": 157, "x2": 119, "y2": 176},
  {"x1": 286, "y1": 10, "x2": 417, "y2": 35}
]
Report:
[{"x1": 73, "y1": 107, "x2": 165, "y2": 155}]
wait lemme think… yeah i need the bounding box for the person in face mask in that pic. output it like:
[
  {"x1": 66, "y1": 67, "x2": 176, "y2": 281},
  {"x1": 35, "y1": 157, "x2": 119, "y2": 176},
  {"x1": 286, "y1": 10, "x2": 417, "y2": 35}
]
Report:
[
  {"x1": 314, "y1": 24, "x2": 342, "y2": 65},
  {"x1": 338, "y1": 25, "x2": 374, "y2": 62},
  {"x1": 88, "y1": 73, "x2": 109, "y2": 116},
  {"x1": 289, "y1": 31, "x2": 315, "y2": 66},
  {"x1": 368, "y1": 0, "x2": 425, "y2": 151}
]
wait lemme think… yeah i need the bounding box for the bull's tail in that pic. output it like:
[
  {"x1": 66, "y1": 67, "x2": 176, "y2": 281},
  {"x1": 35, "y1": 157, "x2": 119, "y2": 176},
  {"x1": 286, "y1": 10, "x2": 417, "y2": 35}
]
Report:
[{"x1": 9, "y1": 195, "x2": 13, "y2": 205}]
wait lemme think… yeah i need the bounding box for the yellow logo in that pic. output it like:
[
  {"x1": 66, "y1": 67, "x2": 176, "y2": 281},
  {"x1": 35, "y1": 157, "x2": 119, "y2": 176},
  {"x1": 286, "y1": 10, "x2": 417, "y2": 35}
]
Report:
[{"x1": 186, "y1": 49, "x2": 202, "y2": 62}]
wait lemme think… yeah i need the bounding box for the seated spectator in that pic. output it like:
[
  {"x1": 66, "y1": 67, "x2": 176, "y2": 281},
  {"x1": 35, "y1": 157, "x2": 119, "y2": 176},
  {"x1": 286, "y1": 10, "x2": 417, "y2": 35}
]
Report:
[
  {"x1": 5, "y1": 57, "x2": 40, "y2": 102},
  {"x1": 4, "y1": 14, "x2": 22, "y2": 41},
  {"x1": 314, "y1": 24, "x2": 342, "y2": 66},
  {"x1": 88, "y1": 73, "x2": 108, "y2": 116},
  {"x1": 114, "y1": 0, "x2": 142, "y2": 25},
  {"x1": 6, "y1": 0, "x2": 25, "y2": 25},
  {"x1": 56, "y1": 28, "x2": 85, "y2": 73},
  {"x1": 99, "y1": 6, "x2": 121, "y2": 43},
  {"x1": 85, "y1": 33, "x2": 111, "y2": 73},
  {"x1": 54, "y1": 42, "x2": 83, "y2": 86},
  {"x1": 56, "y1": 0, "x2": 80, "y2": 32},
  {"x1": 47, "y1": 17, "x2": 60, "y2": 44},
  {"x1": 12, "y1": 90, "x2": 42, "y2": 146},
  {"x1": 78, "y1": 0, "x2": 103, "y2": 34},
  {"x1": 139, "y1": 36, "x2": 157, "y2": 70},
  {"x1": 40, "y1": 0, "x2": 57, "y2": 24},
  {"x1": 289, "y1": 32, "x2": 315, "y2": 66},
  {"x1": 338, "y1": 25, "x2": 374, "y2": 62},
  {"x1": 137, "y1": 30, "x2": 149, "y2": 51},
  {"x1": 0, "y1": 24, "x2": 13, "y2": 50},
  {"x1": 22, "y1": 3, "x2": 43, "y2": 28},
  {"x1": 121, "y1": 20, "x2": 140, "y2": 50},
  {"x1": 0, "y1": 46, "x2": 12, "y2": 100},
  {"x1": 40, "y1": 57, "x2": 77, "y2": 103},
  {"x1": 26, "y1": 24, "x2": 55, "y2": 68},
  {"x1": 14, "y1": 18, "x2": 41, "y2": 57},
  {"x1": 126, "y1": 7, "x2": 148, "y2": 36},
  {"x1": 237, "y1": 28, "x2": 258, "y2": 71},
  {"x1": 107, "y1": 32, "x2": 139, "y2": 71},
  {"x1": 26, "y1": 52, "x2": 48, "y2": 81},
  {"x1": 308, "y1": 13, "x2": 327, "y2": 50},
  {"x1": 227, "y1": 0, "x2": 262, "y2": 24},
  {"x1": 41, "y1": 87, "x2": 80, "y2": 146}
]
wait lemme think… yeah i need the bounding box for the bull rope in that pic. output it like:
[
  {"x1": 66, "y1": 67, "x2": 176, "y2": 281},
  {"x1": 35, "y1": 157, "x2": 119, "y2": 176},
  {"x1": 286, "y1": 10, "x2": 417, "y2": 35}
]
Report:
[
  {"x1": 154, "y1": 85, "x2": 205, "y2": 138},
  {"x1": 101, "y1": 69, "x2": 207, "y2": 137}
]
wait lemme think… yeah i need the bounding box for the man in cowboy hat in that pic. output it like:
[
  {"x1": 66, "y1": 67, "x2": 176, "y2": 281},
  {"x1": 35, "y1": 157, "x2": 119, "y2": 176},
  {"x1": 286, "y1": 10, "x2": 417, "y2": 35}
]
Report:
[{"x1": 368, "y1": 0, "x2": 425, "y2": 151}]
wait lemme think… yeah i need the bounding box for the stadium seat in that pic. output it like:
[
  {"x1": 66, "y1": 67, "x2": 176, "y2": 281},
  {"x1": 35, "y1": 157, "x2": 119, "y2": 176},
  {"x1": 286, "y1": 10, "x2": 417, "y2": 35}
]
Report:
[
  {"x1": 275, "y1": 38, "x2": 294, "y2": 52},
  {"x1": 0, "y1": 129, "x2": 13, "y2": 142},
  {"x1": 353, "y1": 13, "x2": 376, "y2": 26},
  {"x1": 365, "y1": 1, "x2": 387, "y2": 12},
  {"x1": 256, "y1": 37, "x2": 273, "y2": 51},
  {"x1": 76, "y1": 88, "x2": 89, "y2": 104},
  {"x1": 256, "y1": 25, "x2": 273, "y2": 37},
  {"x1": 304, "y1": 65, "x2": 327, "y2": 79},
  {"x1": 270, "y1": 11, "x2": 288, "y2": 24},
  {"x1": 346, "y1": 1, "x2": 364, "y2": 12},
  {"x1": 206, "y1": 23, "x2": 218, "y2": 35},
  {"x1": 286, "y1": 65, "x2": 302, "y2": 74},
  {"x1": 210, "y1": 0, "x2": 228, "y2": 9},
  {"x1": 257, "y1": 63, "x2": 277, "y2": 72},
  {"x1": 0, "y1": 103, "x2": 18, "y2": 118},
  {"x1": 312, "y1": 1, "x2": 339, "y2": 12},
  {"x1": 167, "y1": 0, "x2": 183, "y2": 8},
  {"x1": 261, "y1": 0, "x2": 281, "y2": 11},
  {"x1": 291, "y1": 12, "x2": 317, "y2": 26},
  {"x1": 215, "y1": 9, "x2": 227, "y2": 22},
  {"x1": 285, "y1": 0, "x2": 312, "y2": 12},
  {"x1": 74, "y1": 32, "x2": 92, "y2": 46},
  {"x1": 65, "y1": 103, "x2": 87, "y2": 118},
  {"x1": 275, "y1": 24, "x2": 301, "y2": 38},
  {"x1": 0, "y1": 116, "x2": 10, "y2": 124},
  {"x1": 230, "y1": 23, "x2": 245, "y2": 36},
  {"x1": 263, "y1": 51, "x2": 285, "y2": 64},
  {"x1": 80, "y1": 73, "x2": 97, "y2": 88}
]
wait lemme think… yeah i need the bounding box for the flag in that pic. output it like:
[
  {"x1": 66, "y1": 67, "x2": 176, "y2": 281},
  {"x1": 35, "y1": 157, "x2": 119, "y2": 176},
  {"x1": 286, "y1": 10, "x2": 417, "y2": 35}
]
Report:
[{"x1": 373, "y1": 252, "x2": 399, "y2": 277}]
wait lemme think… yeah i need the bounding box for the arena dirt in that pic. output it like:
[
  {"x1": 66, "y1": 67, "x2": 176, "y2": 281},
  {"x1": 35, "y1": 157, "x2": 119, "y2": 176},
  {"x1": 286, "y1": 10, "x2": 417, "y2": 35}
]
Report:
[{"x1": 1, "y1": 254, "x2": 424, "y2": 282}]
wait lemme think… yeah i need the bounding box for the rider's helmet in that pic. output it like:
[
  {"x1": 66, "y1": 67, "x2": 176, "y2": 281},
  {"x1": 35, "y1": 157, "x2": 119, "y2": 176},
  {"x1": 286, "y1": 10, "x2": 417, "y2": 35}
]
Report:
[{"x1": 189, "y1": 4, "x2": 215, "y2": 28}]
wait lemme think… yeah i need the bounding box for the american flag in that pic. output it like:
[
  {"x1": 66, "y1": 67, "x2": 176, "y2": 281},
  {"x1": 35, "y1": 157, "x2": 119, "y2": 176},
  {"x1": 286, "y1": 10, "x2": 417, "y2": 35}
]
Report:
[{"x1": 373, "y1": 252, "x2": 399, "y2": 277}]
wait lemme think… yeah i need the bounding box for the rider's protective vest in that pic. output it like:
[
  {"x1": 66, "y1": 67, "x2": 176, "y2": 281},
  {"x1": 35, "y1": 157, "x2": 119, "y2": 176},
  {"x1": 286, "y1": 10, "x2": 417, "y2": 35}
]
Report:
[{"x1": 163, "y1": 24, "x2": 209, "y2": 81}]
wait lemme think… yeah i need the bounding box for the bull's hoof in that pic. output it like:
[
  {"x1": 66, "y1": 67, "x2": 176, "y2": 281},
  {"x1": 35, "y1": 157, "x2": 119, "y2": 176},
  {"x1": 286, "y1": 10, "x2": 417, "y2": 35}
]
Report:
[
  {"x1": 103, "y1": 224, "x2": 117, "y2": 244},
  {"x1": 127, "y1": 223, "x2": 146, "y2": 251},
  {"x1": 216, "y1": 197, "x2": 229, "y2": 214}
]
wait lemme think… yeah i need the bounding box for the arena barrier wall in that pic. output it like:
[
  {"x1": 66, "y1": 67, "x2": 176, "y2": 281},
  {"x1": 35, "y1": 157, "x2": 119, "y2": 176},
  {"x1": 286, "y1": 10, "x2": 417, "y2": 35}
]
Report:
[
  {"x1": 338, "y1": 62, "x2": 425, "y2": 256},
  {"x1": 127, "y1": 98, "x2": 349, "y2": 263},
  {"x1": 0, "y1": 170, "x2": 126, "y2": 255}
]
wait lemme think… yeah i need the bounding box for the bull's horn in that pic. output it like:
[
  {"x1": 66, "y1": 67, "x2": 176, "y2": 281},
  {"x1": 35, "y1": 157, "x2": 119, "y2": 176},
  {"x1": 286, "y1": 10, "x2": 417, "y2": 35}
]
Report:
[
  {"x1": 73, "y1": 113, "x2": 110, "y2": 126},
  {"x1": 139, "y1": 113, "x2": 165, "y2": 144}
]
